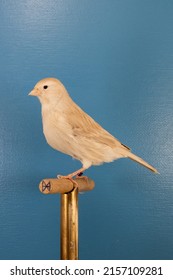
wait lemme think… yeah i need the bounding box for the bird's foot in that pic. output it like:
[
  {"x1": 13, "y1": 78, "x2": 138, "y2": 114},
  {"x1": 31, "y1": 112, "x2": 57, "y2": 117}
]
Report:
[
  {"x1": 57, "y1": 167, "x2": 86, "y2": 189},
  {"x1": 57, "y1": 174, "x2": 79, "y2": 188}
]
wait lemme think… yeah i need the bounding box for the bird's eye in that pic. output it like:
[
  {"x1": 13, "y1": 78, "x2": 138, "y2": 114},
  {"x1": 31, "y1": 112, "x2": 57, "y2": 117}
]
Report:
[{"x1": 43, "y1": 85, "x2": 48, "y2": 89}]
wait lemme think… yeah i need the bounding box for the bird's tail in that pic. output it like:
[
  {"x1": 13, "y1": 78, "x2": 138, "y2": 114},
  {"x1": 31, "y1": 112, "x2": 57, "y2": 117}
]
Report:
[
  {"x1": 125, "y1": 150, "x2": 158, "y2": 173},
  {"x1": 116, "y1": 144, "x2": 158, "y2": 173}
]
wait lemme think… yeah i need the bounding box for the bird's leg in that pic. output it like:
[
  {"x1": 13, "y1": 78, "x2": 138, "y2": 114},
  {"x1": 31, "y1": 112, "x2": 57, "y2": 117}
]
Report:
[
  {"x1": 57, "y1": 174, "x2": 78, "y2": 188},
  {"x1": 57, "y1": 167, "x2": 86, "y2": 179},
  {"x1": 67, "y1": 167, "x2": 87, "y2": 178},
  {"x1": 57, "y1": 167, "x2": 86, "y2": 188}
]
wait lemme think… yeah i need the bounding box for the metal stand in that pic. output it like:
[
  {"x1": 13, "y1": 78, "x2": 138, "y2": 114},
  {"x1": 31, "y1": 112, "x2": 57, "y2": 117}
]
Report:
[
  {"x1": 61, "y1": 188, "x2": 78, "y2": 260},
  {"x1": 39, "y1": 177, "x2": 94, "y2": 260}
]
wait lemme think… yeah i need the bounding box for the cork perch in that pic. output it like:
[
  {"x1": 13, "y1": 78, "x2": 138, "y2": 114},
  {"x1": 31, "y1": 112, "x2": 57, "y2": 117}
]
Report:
[
  {"x1": 39, "y1": 177, "x2": 95, "y2": 194},
  {"x1": 38, "y1": 176, "x2": 95, "y2": 260}
]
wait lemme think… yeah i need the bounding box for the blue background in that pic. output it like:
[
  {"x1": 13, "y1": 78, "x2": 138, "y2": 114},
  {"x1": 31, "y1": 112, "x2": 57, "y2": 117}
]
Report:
[{"x1": 0, "y1": 0, "x2": 173, "y2": 260}]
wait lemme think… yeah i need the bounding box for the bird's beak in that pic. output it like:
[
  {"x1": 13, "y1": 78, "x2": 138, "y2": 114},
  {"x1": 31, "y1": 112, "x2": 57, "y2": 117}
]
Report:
[{"x1": 28, "y1": 88, "x2": 40, "y2": 96}]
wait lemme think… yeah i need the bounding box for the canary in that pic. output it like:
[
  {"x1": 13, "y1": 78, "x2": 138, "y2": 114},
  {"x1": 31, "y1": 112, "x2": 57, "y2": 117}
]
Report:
[{"x1": 29, "y1": 78, "x2": 158, "y2": 178}]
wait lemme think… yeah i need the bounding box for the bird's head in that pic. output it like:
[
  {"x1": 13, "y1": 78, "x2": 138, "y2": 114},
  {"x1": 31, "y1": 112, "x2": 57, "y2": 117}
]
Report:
[{"x1": 28, "y1": 77, "x2": 69, "y2": 105}]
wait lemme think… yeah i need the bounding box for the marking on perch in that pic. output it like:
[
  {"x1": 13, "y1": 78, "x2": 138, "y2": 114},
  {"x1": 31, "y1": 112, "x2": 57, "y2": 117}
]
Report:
[{"x1": 42, "y1": 181, "x2": 51, "y2": 192}]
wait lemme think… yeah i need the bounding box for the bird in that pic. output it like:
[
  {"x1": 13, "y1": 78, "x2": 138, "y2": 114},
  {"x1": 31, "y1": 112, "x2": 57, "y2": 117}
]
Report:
[{"x1": 29, "y1": 77, "x2": 158, "y2": 179}]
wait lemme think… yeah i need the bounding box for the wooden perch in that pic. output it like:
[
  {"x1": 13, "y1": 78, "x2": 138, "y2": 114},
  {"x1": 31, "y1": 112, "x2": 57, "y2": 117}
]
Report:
[{"x1": 39, "y1": 177, "x2": 95, "y2": 194}]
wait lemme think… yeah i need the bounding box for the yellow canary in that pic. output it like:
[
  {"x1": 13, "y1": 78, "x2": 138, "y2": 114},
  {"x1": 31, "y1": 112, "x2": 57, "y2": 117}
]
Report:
[{"x1": 29, "y1": 78, "x2": 158, "y2": 178}]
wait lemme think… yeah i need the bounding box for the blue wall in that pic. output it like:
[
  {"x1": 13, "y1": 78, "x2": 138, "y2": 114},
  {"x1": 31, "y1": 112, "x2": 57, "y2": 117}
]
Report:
[{"x1": 0, "y1": 0, "x2": 173, "y2": 260}]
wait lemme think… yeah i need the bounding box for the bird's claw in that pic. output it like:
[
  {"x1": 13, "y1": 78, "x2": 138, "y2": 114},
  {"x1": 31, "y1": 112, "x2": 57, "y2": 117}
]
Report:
[{"x1": 57, "y1": 174, "x2": 79, "y2": 188}]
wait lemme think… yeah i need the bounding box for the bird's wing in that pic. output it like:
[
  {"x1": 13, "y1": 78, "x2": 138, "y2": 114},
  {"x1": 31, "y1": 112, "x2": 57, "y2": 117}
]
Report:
[{"x1": 65, "y1": 102, "x2": 131, "y2": 150}]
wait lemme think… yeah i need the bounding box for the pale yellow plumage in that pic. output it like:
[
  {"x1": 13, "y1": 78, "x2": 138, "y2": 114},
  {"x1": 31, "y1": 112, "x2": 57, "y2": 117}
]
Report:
[{"x1": 29, "y1": 77, "x2": 158, "y2": 178}]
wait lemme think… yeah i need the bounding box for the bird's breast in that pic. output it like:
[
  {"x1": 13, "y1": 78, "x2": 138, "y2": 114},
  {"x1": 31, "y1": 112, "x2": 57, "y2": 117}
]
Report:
[{"x1": 41, "y1": 110, "x2": 78, "y2": 157}]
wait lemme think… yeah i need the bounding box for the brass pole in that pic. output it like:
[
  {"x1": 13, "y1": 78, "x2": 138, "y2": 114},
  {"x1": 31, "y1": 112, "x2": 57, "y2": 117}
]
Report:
[
  {"x1": 60, "y1": 188, "x2": 78, "y2": 260},
  {"x1": 68, "y1": 187, "x2": 78, "y2": 260},
  {"x1": 60, "y1": 193, "x2": 69, "y2": 260}
]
